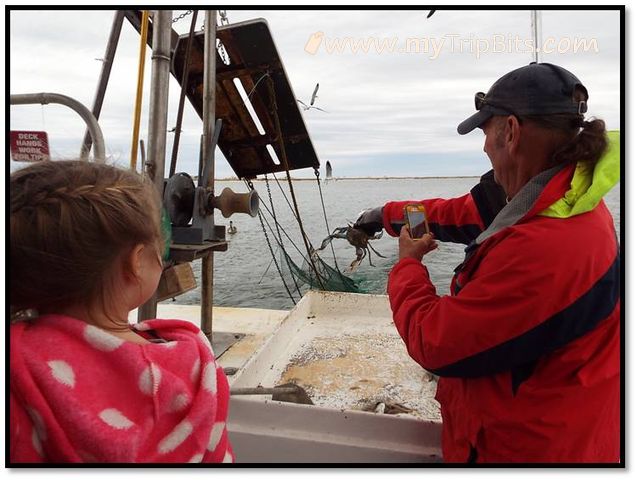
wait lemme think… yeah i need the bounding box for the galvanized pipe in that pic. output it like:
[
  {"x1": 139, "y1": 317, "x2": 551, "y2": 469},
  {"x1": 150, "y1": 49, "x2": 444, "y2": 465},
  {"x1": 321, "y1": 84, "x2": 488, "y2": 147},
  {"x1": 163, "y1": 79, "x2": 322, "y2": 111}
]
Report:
[
  {"x1": 202, "y1": 10, "x2": 217, "y2": 190},
  {"x1": 138, "y1": 10, "x2": 172, "y2": 322},
  {"x1": 10, "y1": 92, "x2": 106, "y2": 162},
  {"x1": 200, "y1": 10, "x2": 217, "y2": 341},
  {"x1": 144, "y1": 9, "x2": 172, "y2": 191}
]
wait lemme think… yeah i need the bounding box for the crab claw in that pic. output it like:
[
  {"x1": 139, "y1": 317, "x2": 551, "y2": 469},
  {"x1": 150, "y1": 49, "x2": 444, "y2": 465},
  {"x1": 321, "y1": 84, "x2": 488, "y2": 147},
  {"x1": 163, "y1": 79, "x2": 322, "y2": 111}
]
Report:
[
  {"x1": 317, "y1": 235, "x2": 335, "y2": 251},
  {"x1": 345, "y1": 257, "x2": 363, "y2": 274}
]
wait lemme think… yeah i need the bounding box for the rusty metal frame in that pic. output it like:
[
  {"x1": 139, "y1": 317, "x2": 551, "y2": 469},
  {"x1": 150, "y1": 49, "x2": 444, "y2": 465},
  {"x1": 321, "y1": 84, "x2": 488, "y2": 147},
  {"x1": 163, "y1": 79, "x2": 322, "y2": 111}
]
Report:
[{"x1": 171, "y1": 18, "x2": 321, "y2": 179}]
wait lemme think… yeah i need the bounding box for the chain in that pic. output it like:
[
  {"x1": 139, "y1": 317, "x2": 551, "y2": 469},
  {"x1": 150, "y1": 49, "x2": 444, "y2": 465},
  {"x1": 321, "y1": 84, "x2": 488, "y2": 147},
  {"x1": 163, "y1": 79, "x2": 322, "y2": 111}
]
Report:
[
  {"x1": 201, "y1": 10, "x2": 230, "y2": 30},
  {"x1": 197, "y1": 10, "x2": 231, "y2": 64},
  {"x1": 172, "y1": 10, "x2": 193, "y2": 24},
  {"x1": 217, "y1": 40, "x2": 230, "y2": 66},
  {"x1": 216, "y1": 10, "x2": 230, "y2": 65}
]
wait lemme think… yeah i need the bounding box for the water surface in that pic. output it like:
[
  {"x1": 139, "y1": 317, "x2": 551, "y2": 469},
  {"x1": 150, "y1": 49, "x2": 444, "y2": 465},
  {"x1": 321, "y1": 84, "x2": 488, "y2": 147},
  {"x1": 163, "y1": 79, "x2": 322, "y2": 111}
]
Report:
[{"x1": 169, "y1": 177, "x2": 621, "y2": 311}]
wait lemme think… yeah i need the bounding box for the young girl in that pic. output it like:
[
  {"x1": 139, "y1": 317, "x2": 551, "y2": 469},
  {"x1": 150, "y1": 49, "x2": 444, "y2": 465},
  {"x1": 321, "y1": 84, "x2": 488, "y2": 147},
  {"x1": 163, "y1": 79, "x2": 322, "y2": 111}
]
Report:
[{"x1": 10, "y1": 160, "x2": 234, "y2": 463}]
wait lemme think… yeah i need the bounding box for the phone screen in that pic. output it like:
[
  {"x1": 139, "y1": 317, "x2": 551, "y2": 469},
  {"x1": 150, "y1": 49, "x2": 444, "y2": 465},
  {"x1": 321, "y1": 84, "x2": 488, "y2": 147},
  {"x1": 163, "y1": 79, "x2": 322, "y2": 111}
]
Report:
[{"x1": 407, "y1": 210, "x2": 428, "y2": 239}]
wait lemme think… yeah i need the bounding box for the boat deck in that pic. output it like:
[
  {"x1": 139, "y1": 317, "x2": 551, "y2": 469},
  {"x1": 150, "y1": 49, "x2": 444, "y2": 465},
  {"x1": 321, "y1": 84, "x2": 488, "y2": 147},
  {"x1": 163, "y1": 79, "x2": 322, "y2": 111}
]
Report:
[{"x1": 131, "y1": 291, "x2": 443, "y2": 462}]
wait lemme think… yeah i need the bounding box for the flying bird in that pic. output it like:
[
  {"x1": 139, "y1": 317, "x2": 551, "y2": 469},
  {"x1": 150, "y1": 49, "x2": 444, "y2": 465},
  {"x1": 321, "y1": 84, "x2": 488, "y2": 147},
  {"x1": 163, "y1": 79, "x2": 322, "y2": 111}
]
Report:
[
  {"x1": 297, "y1": 83, "x2": 328, "y2": 112},
  {"x1": 310, "y1": 83, "x2": 320, "y2": 105}
]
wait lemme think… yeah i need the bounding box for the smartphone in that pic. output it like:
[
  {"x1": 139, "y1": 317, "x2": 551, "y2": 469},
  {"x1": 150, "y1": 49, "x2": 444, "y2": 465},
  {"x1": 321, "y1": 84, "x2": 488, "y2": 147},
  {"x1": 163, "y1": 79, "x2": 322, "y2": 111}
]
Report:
[{"x1": 404, "y1": 204, "x2": 429, "y2": 239}]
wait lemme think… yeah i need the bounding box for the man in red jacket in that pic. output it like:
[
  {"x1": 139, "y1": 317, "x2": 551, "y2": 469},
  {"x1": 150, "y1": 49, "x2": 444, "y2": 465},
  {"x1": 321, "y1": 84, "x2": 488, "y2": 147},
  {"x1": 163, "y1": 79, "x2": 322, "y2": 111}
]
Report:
[{"x1": 355, "y1": 63, "x2": 620, "y2": 463}]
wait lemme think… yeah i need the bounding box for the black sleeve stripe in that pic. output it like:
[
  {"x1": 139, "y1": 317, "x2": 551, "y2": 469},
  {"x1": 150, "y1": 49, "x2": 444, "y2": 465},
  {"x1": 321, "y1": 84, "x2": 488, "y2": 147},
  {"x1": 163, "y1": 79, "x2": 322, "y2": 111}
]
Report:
[
  {"x1": 511, "y1": 360, "x2": 539, "y2": 396},
  {"x1": 470, "y1": 170, "x2": 508, "y2": 228},
  {"x1": 429, "y1": 223, "x2": 482, "y2": 245},
  {"x1": 430, "y1": 254, "x2": 620, "y2": 378},
  {"x1": 390, "y1": 222, "x2": 481, "y2": 244},
  {"x1": 390, "y1": 222, "x2": 404, "y2": 236}
]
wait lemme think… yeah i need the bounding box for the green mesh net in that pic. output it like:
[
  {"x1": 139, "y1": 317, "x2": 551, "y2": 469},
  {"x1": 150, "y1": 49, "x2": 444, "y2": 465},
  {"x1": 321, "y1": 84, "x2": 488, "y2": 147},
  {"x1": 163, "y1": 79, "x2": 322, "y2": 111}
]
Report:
[{"x1": 280, "y1": 248, "x2": 363, "y2": 293}]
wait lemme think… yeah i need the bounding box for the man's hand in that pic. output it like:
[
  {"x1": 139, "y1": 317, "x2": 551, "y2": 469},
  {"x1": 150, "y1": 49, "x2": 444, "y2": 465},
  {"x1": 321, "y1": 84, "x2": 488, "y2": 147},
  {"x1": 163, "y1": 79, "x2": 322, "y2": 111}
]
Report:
[
  {"x1": 398, "y1": 225, "x2": 438, "y2": 261},
  {"x1": 353, "y1": 206, "x2": 384, "y2": 236}
]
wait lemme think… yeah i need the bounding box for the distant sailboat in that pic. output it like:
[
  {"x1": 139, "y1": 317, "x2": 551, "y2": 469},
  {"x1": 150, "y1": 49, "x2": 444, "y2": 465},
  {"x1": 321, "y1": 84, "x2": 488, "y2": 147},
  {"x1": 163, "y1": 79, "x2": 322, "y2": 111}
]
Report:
[{"x1": 325, "y1": 161, "x2": 332, "y2": 183}]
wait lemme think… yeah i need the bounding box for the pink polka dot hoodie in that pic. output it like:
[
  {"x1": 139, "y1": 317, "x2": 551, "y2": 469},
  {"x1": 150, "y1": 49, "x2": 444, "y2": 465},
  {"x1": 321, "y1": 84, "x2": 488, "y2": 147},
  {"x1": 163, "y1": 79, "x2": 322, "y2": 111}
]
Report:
[{"x1": 9, "y1": 315, "x2": 234, "y2": 463}]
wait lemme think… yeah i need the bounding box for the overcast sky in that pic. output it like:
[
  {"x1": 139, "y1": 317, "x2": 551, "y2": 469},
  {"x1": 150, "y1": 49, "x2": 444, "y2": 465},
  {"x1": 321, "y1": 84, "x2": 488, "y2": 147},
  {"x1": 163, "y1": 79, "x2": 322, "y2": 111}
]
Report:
[{"x1": 8, "y1": 8, "x2": 621, "y2": 178}]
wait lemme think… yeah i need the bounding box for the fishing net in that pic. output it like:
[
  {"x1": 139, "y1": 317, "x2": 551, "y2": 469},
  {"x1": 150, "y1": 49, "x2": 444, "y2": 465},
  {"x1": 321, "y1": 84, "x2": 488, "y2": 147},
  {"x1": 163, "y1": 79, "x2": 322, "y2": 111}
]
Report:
[{"x1": 280, "y1": 248, "x2": 363, "y2": 293}]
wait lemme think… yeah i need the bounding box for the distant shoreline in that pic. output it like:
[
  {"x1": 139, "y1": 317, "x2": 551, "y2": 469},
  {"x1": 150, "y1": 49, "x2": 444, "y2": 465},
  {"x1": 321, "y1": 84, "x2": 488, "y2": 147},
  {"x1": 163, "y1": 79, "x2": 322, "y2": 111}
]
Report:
[{"x1": 212, "y1": 176, "x2": 481, "y2": 181}]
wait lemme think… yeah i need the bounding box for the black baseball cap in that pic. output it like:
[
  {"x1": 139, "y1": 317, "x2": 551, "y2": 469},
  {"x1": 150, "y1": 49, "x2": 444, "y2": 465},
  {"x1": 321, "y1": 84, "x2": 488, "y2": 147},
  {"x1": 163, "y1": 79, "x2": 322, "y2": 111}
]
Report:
[{"x1": 457, "y1": 62, "x2": 589, "y2": 135}]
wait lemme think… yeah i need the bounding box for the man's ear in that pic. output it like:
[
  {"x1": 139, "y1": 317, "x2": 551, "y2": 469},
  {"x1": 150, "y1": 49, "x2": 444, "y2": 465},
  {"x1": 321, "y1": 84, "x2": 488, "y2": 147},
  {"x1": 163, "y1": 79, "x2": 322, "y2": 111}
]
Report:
[
  {"x1": 124, "y1": 244, "x2": 146, "y2": 281},
  {"x1": 506, "y1": 115, "x2": 521, "y2": 153}
]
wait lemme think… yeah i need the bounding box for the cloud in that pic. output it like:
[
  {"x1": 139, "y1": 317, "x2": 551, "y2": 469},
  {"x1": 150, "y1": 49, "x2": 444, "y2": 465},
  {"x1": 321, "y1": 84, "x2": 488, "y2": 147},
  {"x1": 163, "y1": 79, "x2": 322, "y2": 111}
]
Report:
[{"x1": 9, "y1": 9, "x2": 621, "y2": 178}]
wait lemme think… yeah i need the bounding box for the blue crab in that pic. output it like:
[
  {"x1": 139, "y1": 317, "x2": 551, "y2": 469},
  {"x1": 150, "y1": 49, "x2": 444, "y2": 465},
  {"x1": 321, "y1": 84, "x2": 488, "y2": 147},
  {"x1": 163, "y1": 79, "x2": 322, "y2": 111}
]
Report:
[{"x1": 315, "y1": 225, "x2": 385, "y2": 273}]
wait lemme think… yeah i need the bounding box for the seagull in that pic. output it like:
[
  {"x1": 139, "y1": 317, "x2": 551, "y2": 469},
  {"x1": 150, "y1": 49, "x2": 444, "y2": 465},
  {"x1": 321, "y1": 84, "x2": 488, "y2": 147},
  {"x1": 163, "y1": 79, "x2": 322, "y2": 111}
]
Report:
[
  {"x1": 296, "y1": 99, "x2": 328, "y2": 112},
  {"x1": 310, "y1": 82, "x2": 320, "y2": 105},
  {"x1": 297, "y1": 83, "x2": 328, "y2": 112}
]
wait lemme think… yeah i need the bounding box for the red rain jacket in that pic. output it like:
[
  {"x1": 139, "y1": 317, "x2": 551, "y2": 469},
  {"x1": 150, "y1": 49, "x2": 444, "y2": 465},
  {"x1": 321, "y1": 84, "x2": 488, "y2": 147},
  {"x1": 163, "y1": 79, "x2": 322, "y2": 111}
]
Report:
[{"x1": 384, "y1": 166, "x2": 620, "y2": 463}]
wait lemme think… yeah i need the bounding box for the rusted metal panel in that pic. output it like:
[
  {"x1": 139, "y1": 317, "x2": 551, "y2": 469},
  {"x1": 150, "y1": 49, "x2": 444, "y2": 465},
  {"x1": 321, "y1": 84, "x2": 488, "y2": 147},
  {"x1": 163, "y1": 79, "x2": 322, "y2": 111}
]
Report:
[{"x1": 171, "y1": 18, "x2": 320, "y2": 179}]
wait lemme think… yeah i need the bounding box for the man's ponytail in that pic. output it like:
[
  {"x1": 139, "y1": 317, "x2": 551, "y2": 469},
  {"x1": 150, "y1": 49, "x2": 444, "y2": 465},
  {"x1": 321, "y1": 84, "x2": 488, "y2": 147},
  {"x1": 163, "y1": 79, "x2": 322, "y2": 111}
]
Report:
[
  {"x1": 551, "y1": 117, "x2": 609, "y2": 166},
  {"x1": 520, "y1": 113, "x2": 609, "y2": 167}
]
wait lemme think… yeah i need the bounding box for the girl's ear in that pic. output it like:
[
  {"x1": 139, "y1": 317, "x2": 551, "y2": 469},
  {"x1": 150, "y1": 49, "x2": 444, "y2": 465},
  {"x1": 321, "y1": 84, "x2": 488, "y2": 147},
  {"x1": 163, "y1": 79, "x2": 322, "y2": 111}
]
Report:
[{"x1": 124, "y1": 243, "x2": 146, "y2": 281}]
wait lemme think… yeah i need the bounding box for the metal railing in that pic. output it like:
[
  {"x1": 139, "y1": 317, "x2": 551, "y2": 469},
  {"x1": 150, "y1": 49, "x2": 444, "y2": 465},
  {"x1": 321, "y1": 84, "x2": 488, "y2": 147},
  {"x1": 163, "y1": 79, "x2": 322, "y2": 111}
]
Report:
[{"x1": 10, "y1": 92, "x2": 106, "y2": 162}]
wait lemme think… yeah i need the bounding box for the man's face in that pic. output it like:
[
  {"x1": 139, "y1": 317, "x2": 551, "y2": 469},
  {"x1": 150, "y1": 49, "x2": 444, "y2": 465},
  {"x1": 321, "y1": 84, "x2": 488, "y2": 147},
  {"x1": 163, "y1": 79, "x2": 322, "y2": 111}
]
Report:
[{"x1": 480, "y1": 117, "x2": 509, "y2": 186}]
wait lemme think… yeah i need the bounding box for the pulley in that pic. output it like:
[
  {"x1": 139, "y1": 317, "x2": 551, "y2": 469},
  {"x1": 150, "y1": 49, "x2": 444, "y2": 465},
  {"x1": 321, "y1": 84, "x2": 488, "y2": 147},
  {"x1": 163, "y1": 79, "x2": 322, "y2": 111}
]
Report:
[
  {"x1": 164, "y1": 172, "x2": 195, "y2": 226},
  {"x1": 163, "y1": 171, "x2": 259, "y2": 243}
]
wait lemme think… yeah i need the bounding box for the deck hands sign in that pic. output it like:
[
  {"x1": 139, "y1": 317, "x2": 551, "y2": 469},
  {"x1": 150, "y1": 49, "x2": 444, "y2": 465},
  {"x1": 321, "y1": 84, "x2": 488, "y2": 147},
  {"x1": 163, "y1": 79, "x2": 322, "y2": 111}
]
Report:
[{"x1": 10, "y1": 131, "x2": 50, "y2": 162}]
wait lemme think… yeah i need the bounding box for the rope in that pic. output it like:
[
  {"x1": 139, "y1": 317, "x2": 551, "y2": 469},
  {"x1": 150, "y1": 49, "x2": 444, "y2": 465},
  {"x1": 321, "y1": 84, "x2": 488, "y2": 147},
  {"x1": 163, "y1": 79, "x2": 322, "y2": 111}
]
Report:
[
  {"x1": 246, "y1": 179, "x2": 361, "y2": 294},
  {"x1": 265, "y1": 76, "x2": 325, "y2": 289},
  {"x1": 244, "y1": 180, "x2": 307, "y2": 259},
  {"x1": 245, "y1": 72, "x2": 271, "y2": 102},
  {"x1": 314, "y1": 167, "x2": 346, "y2": 278},
  {"x1": 270, "y1": 172, "x2": 302, "y2": 223},
  {"x1": 265, "y1": 174, "x2": 303, "y2": 297},
  {"x1": 257, "y1": 208, "x2": 297, "y2": 305},
  {"x1": 245, "y1": 179, "x2": 297, "y2": 305}
]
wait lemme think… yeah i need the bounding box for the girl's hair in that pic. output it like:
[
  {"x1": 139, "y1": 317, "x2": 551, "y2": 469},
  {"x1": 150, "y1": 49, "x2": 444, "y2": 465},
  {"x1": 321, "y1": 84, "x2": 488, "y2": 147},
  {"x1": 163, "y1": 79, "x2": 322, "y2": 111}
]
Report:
[{"x1": 10, "y1": 160, "x2": 163, "y2": 313}]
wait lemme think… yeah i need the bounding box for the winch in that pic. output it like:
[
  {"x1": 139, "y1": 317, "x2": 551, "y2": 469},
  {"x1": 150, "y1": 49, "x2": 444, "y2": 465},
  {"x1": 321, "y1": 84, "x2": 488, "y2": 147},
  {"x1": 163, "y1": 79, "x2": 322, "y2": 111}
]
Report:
[{"x1": 163, "y1": 169, "x2": 259, "y2": 244}]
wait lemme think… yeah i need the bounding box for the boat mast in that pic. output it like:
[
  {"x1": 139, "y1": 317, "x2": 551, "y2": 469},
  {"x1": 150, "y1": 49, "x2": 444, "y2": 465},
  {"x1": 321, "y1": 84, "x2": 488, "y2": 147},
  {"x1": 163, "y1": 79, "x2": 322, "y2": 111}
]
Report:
[{"x1": 531, "y1": 10, "x2": 542, "y2": 63}]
